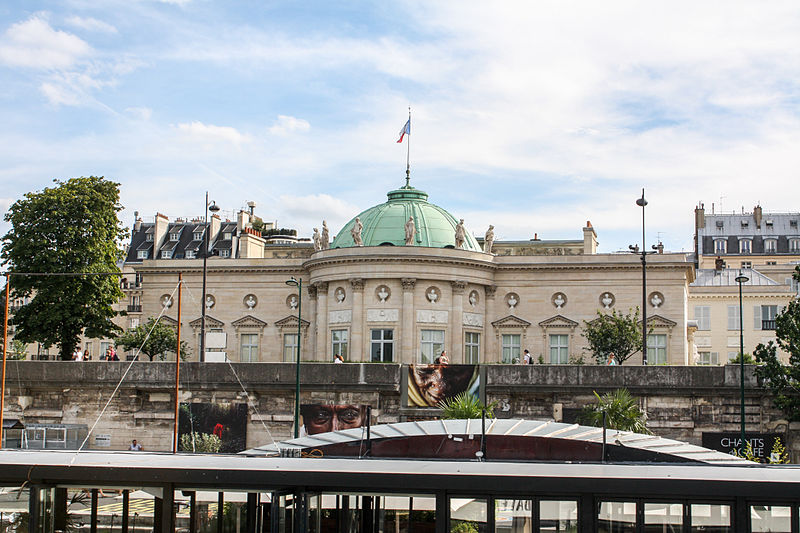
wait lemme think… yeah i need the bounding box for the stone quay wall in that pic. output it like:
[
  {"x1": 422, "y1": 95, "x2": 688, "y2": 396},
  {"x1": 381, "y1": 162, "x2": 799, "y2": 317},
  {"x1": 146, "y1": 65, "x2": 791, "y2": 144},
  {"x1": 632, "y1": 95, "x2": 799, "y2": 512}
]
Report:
[{"x1": 1, "y1": 362, "x2": 795, "y2": 459}]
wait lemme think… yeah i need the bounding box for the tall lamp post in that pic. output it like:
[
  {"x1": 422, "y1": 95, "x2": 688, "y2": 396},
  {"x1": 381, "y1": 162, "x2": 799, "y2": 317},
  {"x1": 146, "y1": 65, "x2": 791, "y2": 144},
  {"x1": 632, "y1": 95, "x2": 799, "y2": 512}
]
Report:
[
  {"x1": 735, "y1": 269, "x2": 749, "y2": 453},
  {"x1": 629, "y1": 189, "x2": 657, "y2": 365},
  {"x1": 286, "y1": 277, "x2": 302, "y2": 438},
  {"x1": 200, "y1": 193, "x2": 220, "y2": 362}
]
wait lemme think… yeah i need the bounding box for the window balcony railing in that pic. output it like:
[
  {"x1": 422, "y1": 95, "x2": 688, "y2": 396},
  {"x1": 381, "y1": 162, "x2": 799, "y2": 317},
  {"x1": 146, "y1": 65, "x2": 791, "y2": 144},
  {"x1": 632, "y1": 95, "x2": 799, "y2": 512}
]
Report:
[
  {"x1": 762, "y1": 320, "x2": 776, "y2": 330},
  {"x1": 127, "y1": 304, "x2": 142, "y2": 313}
]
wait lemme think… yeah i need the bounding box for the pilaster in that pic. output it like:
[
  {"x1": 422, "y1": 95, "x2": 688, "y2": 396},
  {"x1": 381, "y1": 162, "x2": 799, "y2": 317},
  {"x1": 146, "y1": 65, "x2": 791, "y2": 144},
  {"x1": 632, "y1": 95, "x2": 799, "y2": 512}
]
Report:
[
  {"x1": 314, "y1": 282, "x2": 328, "y2": 360},
  {"x1": 401, "y1": 278, "x2": 416, "y2": 363},
  {"x1": 450, "y1": 280, "x2": 467, "y2": 363},
  {"x1": 350, "y1": 278, "x2": 365, "y2": 361}
]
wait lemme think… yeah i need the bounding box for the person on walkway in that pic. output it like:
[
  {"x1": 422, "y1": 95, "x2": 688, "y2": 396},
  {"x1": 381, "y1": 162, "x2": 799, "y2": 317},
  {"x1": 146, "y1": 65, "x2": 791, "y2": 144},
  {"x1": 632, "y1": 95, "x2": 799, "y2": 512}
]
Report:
[{"x1": 129, "y1": 439, "x2": 143, "y2": 451}]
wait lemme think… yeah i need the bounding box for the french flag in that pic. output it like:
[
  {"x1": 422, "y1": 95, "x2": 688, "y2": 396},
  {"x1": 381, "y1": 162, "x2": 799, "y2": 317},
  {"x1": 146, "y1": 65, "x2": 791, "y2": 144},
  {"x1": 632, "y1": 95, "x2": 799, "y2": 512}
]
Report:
[{"x1": 397, "y1": 119, "x2": 411, "y2": 143}]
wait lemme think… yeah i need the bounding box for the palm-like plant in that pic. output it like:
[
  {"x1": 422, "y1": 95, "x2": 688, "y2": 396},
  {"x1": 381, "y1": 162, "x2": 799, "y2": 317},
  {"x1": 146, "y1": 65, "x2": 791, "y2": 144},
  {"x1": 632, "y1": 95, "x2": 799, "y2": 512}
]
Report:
[
  {"x1": 578, "y1": 389, "x2": 651, "y2": 434},
  {"x1": 438, "y1": 392, "x2": 495, "y2": 419}
]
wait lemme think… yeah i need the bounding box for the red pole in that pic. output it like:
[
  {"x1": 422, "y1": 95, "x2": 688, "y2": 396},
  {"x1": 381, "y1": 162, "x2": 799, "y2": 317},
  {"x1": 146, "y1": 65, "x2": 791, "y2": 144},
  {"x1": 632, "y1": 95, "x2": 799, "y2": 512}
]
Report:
[
  {"x1": 0, "y1": 274, "x2": 10, "y2": 447},
  {"x1": 173, "y1": 273, "x2": 182, "y2": 453}
]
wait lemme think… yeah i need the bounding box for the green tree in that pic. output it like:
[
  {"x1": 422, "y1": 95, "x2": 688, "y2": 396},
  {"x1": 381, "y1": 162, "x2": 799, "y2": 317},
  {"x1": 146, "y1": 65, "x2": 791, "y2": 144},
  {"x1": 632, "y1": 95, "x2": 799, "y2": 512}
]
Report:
[
  {"x1": 754, "y1": 266, "x2": 800, "y2": 420},
  {"x1": 582, "y1": 308, "x2": 645, "y2": 365},
  {"x1": 578, "y1": 389, "x2": 651, "y2": 434},
  {"x1": 438, "y1": 391, "x2": 496, "y2": 419},
  {"x1": 115, "y1": 317, "x2": 189, "y2": 361},
  {"x1": 1, "y1": 177, "x2": 126, "y2": 360}
]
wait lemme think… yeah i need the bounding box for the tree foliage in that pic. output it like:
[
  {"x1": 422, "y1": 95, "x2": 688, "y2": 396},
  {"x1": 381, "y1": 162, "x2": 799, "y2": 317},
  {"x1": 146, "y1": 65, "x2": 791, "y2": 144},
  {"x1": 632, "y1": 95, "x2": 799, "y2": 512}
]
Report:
[
  {"x1": 754, "y1": 266, "x2": 800, "y2": 420},
  {"x1": 1, "y1": 177, "x2": 127, "y2": 360},
  {"x1": 578, "y1": 389, "x2": 651, "y2": 434},
  {"x1": 115, "y1": 317, "x2": 189, "y2": 361},
  {"x1": 179, "y1": 432, "x2": 222, "y2": 453},
  {"x1": 582, "y1": 308, "x2": 644, "y2": 365},
  {"x1": 438, "y1": 391, "x2": 496, "y2": 419}
]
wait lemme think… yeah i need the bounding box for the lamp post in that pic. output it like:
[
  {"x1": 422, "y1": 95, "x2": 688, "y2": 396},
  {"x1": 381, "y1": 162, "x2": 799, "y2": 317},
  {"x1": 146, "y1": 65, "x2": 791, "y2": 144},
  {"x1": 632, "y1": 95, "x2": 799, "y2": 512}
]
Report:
[
  {"x1": 200, "y1": 193, "x2": 219, "y2": 362},
  {"x1": 629, "y1": 189, "x2": 656, "y2": 365},
  {"x1": 286, "y1": 277, "x2": 302, "y2": 438},
  {"x1": 735, "y1": 269, "x2": 749, "y2": 454}
]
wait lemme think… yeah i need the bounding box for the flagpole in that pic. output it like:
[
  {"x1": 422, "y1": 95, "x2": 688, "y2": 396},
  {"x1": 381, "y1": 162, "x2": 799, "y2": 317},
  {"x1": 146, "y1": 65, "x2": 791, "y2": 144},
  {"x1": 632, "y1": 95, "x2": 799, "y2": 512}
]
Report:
[{"x1": 406, "y1": 107, "x2": 411, "y2": 187}]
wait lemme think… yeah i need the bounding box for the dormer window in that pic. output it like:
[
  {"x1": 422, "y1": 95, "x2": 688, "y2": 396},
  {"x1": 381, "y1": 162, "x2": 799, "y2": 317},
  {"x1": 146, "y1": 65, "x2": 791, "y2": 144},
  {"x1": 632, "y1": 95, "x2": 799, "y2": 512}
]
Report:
[
  {"x1": 223, "y1": 232, "x2": 232, "y2": 241},
  {"x1": 193, "y1": 231, "x2": 204, "y2": 241},
  {"x1": 170, "y1": 232, "x2": 180, "y2": 241},
  {"x1": 740, "y1": 220, "x2": 749, "y2": 228},
  {"x1": 764, "y1": 238, "x2": 777, "y2": 253},
  {"x1": 790, "y1": 239, "x2": 800, "y2": 253},
  {"x1": 220, "y1": 249, "x2": 231, "y2": 258},
  {"x1": 715, "y1": 220, "x2": 724, "y2": 228},
  {"x1": 186, "y1": 250, "x2": 196, "y2": 259},
  {"x1": 714, "y1": 239, "x2": 727, "y2": 254},
  {"x1": 739, "y1": 238, "x2": 751, "y2": 254},
  {"x1": 766, "y1": 219, "x2": 774, "y2": 227},
  {"x1": 146, "y1": 233, "x2": 154, "y2": 242},
  {"x1": 162, "y1": 250, "x2": 173, "y2": 259},
  {"x1": 790, "y1": 220, "x2": 798, "y2": 228},
  {"x1": 137, "y1": 250, "x2": 148, "y2": 259}
]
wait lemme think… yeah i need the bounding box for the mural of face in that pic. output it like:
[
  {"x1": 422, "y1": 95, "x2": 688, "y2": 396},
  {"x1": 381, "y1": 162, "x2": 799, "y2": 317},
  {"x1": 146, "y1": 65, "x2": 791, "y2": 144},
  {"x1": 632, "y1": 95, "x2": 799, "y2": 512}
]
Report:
[{"x1": 300, "y1": 404, "x2": 366, "y2": 435}]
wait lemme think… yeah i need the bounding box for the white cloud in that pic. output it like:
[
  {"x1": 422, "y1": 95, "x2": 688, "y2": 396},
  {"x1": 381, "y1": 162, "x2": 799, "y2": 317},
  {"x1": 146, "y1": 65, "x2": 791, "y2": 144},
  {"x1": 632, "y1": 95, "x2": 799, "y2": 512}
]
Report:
[
  {"x1": 277, "y1": 194, "x2": 360, "y2": 236},
  {"x1": 175, "y1": 121, "x2": 251, "y2": 145},
  {"x1": 125, "y1": 107, "x2": 153, "y2": 120},
  {"x1": 0, "y1": 16, "x2": 91, "y2": 69},
  {"x1": 269, "y1": 115, "x2": 311, "y2": 136},
  {"x1": 64, "y1": 16, "x2": 117, "y2": 34}
]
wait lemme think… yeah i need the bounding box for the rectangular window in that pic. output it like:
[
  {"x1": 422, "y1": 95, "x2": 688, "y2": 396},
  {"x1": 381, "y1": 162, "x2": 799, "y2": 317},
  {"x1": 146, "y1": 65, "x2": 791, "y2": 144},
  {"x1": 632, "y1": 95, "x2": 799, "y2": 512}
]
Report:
[
  {"x1": 790, "y1": 239, "x2": 800, "y2": 253},
  {"x1": 696, "y1": 351, "x2": 718, "y2": 365},
  {"x1": 647, "y1": 334, "x2": 667, "y2": 365},
  {"x1": 728, "y1": 351, "x2": 739, "y2": 362},
  {"x1": 170, "y1": 232, "x2": 180, "y2": 241},
  {"x1": 690, "y1": 503, "x2": 731, "y2": 532},
  {"x1": 727, "y1": 305, "x2": 741, "y2": 330},
  {"x1": 332, "y1": 329, "x2": 348, "y2": 360},
  {"x1": 420, "y1": 330, "x2": 443, "y2": 364},
  {"x1": 283, "y1": 334, "x2": 298, "y2": 362},
  {"x1": 161, "y1": 250, "x2": 173, "y2": 259},
  {"x1": 540, "y1": 500, "x2": 578, "y2": 531},
  {"x1": 219, "y1": 249, "x2": 231, "y2": 258},
  {"x1": 741, "y1": 261, "x2": 751, "y2": 268},
  {"x1": 224, "y1": 232, "x2": 232, "y2": 240},
  {"x1": 714, "y1": 239, "x2": 727, "y2": 254},
  {"x1": 464, "y1": 332, "x2": 480, "y2": 364},
  {"x1": 750, "y1": 505, "x2": 791, "y2": 532},
  {"x1": 240, "y1": 333, "x2": 259, "y2": 362},
  {"x1": 371, "y1": 329, "x2": 393, "y2": 362},
  {"x1": 146, "y1": 233, "x2": 154, "y2": 242},
  {"x1": 193, "y1": 231, "x2": 203, "y2": 241},
  {"x1": 185, "y1": 250, "x2": 196, "y2": 259},
  {"x1": 694, "y1": 305, "x2": 710, "y2": 330},
  {"x1": 598, "y1": 501, "x2": 636, "y2": 532},
  {"x1": 764, "y1": 239, "x2": 777, "y2": 253},
  {"x1": 549, "y1": 334, "x2": 569, "y2": 364},
  {"x1": 137, "y1": 250, "x2": 148, "y2": 259},
  {"x1": 761, "y1": 305, "x2": 778, "y2": 330},
  {"x1": 739, "y1": 239, "x2": 751, "y2": 254},
  {"x1": 501, "y1": 334, "x2": 521, "y2": 364},
  {"x1": 644, "y1": 503, "x2": 683, "y2": 532}
]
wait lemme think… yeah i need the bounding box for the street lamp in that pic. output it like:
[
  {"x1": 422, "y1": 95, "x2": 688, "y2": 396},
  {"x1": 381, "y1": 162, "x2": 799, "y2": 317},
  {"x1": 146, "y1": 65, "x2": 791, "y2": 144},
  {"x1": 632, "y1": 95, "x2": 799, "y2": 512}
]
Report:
[
  {"x1": 735, "y1": 269, "x2": 749, "y2": 454},
  {"x1": 286, "y1": 277, "x2": 302, "y2": 438},
  {"x1": 200, "y1": 193, "x2": 220, "y2": 362},
  {"x1": 629, "y1": 188, "x2": 656, "y2": 365}
]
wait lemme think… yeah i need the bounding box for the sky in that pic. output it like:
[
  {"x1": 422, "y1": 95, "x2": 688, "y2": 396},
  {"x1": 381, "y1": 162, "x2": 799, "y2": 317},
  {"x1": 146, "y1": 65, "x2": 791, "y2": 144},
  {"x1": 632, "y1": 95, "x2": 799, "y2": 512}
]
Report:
[{"x1": 1, "y1": 1, "x2": 799, "y2": 254}]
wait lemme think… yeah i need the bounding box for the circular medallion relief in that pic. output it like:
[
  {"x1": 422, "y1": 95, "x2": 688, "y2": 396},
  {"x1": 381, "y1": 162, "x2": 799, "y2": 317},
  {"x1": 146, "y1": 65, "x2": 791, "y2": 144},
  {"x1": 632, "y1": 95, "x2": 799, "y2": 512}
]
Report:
[
  {"x1": 335, "y1": 287, "x2": 346, "y2": 303},
  {"x1": 505, "y1": 292, "x2": 519, "y2": 310},
  {"x1": 599, "y1": 292, "x2": 615, "y2": 310},
  {"x1": 426, "y1": 286, "x2": 441, "y2": 303},
  {"x1": 286, "y1": 294, "x2": 299, "y2": 310},
  {"x1": 649, "y1": 291, "x2": 664, "y2": 309},
  {"x1": 160, "y1": 294, "x2": 173, "y2": 308},
  {"x1": 244, "y1": 294, "x2": 258, "y2": 309},
  {"x1": 552, "y1": 292, "x2": 567, "y2": 309},
  {"x1": 375, "y1": 285, "x2": 391, "y2": 303},
  {"x1": 205, "y1": 294, "x2": 215, "y2": 309},
  {"x1": 468, "y1": 290, "x2": 480, "y2": 308}
]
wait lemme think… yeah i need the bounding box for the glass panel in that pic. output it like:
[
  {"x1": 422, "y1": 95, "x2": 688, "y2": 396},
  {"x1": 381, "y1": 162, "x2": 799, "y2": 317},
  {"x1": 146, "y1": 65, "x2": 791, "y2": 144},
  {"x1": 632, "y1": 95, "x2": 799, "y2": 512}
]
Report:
[
  {"x1": 598, "y1": 501, "x2": 636, "y2": 533},
  {"x1": 540, "y1": 500, "x2": 578, "y2": 532},
  {"x1": 450, "y1": 498, "x2": 487, "y2": 533},
  {"x1": 690, "y1": 504, "x2": 731, "y2": 532},
  {"x1": 0, "y1": 485, "x2": 30, "y2": 533},
  {"x1": 502, "y1": 334, "x2": 521, "y2": 363},
  {"x1": 750, "y1": 505, "x2": 791, "y2": 532},
  {"x1": 644, "y1": 503, "x2": 682, "y2": 533},
  {"x1": 494, "y1": 499, "x2": 531, "y2": 533}
]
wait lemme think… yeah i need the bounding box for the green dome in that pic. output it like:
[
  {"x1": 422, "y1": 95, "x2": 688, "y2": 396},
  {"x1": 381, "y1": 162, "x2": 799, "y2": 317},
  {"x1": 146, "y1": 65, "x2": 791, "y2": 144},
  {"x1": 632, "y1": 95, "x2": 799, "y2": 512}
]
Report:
[{"x1": 332, "y1": 185, "x2": 482, "y2": 250}]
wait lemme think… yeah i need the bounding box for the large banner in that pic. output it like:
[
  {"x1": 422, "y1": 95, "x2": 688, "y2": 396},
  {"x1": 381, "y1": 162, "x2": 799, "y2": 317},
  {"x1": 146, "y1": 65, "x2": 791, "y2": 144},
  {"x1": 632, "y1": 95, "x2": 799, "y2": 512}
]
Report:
[
  {"x1": 178, "y1": 403, "x2": 248, "y2": 453},
  {"x1": 300, "y1": 404, "x2": 369, "y2": 436},
  {"x1": 701, "y1": 432, "x2": 783, "y2": 460},
  {"x1": 407, "y1": 364, "x2": 480, "y2": 407}
]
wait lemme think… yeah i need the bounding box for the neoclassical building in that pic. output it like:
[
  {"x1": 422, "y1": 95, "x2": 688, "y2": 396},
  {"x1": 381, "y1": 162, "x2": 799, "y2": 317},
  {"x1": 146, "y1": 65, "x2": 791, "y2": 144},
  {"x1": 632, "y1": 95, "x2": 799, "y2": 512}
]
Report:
[{"x1": 118, "y1": 181, "x2": 696, "y2": 365}]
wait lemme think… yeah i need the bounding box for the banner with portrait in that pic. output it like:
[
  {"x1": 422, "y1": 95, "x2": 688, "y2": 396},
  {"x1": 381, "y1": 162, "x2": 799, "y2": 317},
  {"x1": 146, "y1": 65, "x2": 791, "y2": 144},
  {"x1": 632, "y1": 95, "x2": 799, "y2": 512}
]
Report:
[
  {"x1": 299, "y1": 404, "x2": 370, "y2": 436},
  {"x1": 406, "y1": 364, "x2": 480, "y2": 408},
  {"x1": 178, "y1": 403, "x2": 248, "y2": 453}
]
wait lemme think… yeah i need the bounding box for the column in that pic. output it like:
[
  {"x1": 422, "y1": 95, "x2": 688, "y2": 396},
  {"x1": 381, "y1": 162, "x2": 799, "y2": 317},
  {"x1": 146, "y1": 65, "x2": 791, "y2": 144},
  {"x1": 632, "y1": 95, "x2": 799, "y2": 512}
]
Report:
[
  {"x1": 306, "y1": 284, "x2": 318, "y2": 360},
  {"x1": 350, "y1": 278, "x2": 365, "y2": 361},
  {"x1": 315, "y1": 282, "x2": 328, "y2": 361},
  {"x1": 484, "y1": 285, "x2": 497, "y2": 362},
  {"x1": 401, "y1": 278, "x2": 416, "y2": 364},
  {"x1": 450, "y1": 281, "x2": 467, "y2": 363}
]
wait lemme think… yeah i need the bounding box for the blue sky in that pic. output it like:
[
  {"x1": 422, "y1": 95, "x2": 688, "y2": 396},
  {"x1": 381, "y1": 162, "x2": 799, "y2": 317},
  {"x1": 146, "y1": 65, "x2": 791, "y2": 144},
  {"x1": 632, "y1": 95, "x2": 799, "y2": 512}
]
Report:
[{"x1": 1, "y1": 1, "x2": 799, "y2": 254}]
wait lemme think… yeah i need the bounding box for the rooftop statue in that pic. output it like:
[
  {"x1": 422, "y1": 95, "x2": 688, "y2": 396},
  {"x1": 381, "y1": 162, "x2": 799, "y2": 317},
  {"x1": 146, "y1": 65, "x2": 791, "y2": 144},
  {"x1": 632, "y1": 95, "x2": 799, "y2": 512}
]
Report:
[
  {"x1": 351, "y1": 217, "x2": 363, "y2": 246},
  {"x1": 405, "y1": 216, "x2": 416, "y2": 246},
  {"x1": 455, "y1": 219, "x2": 466, "y2": 249}
]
